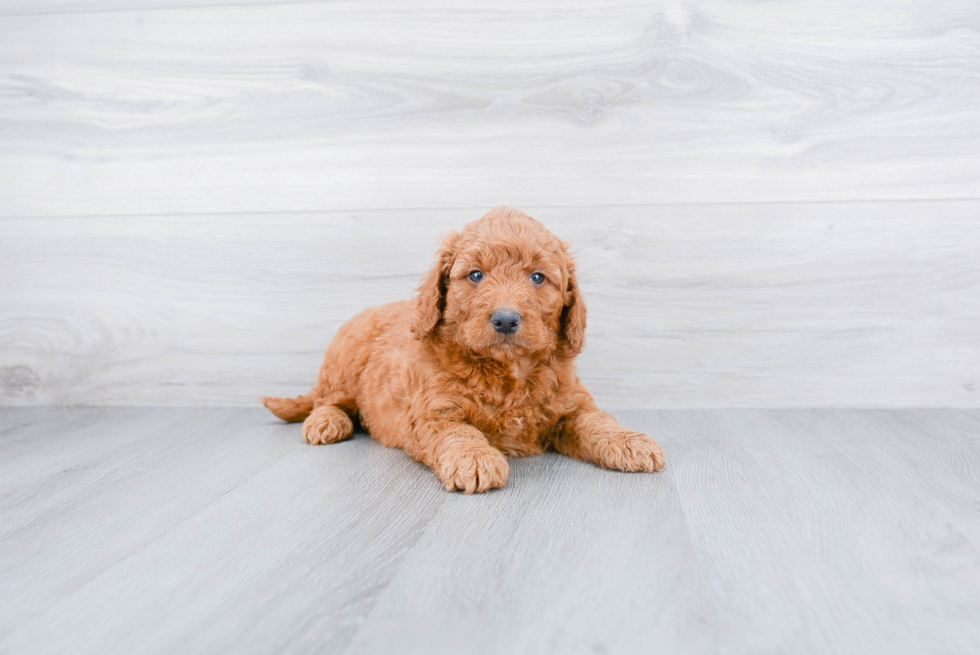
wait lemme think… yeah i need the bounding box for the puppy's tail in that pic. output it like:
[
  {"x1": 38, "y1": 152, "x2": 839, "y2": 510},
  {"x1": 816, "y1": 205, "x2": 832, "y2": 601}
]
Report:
[{"x1": 263, "y1": 392, "x2": 315, "y2": 422}]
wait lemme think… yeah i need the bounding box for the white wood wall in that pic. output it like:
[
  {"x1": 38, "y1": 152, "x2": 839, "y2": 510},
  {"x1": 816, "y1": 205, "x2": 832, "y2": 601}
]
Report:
[{"x1": 1, "y1": 1, "x2": 978, "y2": 407}]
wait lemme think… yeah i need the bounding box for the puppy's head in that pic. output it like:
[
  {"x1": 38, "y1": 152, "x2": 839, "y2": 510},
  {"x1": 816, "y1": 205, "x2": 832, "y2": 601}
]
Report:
[{"x1": 412, "y1": 207, "x2": 586, "y2": 360}]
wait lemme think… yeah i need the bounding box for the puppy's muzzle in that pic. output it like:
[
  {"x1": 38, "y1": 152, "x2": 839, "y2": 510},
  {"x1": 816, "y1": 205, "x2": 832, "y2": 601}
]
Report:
[{"x1": 491, "y1": 309, "x2": 521, "y2": 335}]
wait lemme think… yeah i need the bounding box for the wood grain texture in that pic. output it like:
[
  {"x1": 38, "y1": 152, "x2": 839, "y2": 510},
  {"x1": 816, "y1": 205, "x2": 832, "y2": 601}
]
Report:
[
  {"x1": 1, "y1": 407, "x2": 978, "y2": 654},
  {"x1": 1, "y1": 0, "x2": 979, "y2": 217},
  {"x1": 344, "y1": 438, "x2": 721, "y2": 655},
  {"x1": 0, "y1": 0, "x2": 276, "y2": 13},
  {"x1": 2, "y1": 202, "x2": 978, "y2": 408},
  {"x1": 348, "y1": 408, "x2": 980, "y2": 655},
  {"x1": 0, "y1": 407, "x2": 447, "y2": 654},
  {"x1": 663, "y1": 409, "x2": 980, "y2": 654}
]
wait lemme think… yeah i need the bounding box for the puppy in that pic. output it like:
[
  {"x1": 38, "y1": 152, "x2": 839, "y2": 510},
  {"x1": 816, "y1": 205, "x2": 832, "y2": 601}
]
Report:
[{"x1": 264, "y1": 207, "x2": 665, "y2": 493}]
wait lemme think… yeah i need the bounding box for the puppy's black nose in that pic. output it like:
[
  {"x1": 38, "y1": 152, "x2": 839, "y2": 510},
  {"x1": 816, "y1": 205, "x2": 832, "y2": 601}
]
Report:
[{"x1": 491, "y1": 310, "x2": 521, "y2": 335}]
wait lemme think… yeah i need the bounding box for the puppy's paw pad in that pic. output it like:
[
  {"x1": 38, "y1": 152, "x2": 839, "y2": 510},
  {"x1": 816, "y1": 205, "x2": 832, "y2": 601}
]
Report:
[
  {"x1": 302, "y1": 407, "x2": 353, "y2": 445},
  {"x1": 598, "y1": 431, "x2": 665, "y2": 473},
  {"x1": 438, "y1": 443, "x2": 509, "y2": 494}
]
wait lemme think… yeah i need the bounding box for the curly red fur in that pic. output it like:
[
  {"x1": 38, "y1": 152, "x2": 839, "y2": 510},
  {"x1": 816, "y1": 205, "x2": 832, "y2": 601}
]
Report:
[{"x1": 264, "y1": 207, "x2": 665, "y2": 492}]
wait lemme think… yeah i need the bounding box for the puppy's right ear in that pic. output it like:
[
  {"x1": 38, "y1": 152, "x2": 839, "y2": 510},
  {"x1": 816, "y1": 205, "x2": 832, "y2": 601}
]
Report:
[{"x1": 412, "y1": 231, "x2": 460, "y2": 339}]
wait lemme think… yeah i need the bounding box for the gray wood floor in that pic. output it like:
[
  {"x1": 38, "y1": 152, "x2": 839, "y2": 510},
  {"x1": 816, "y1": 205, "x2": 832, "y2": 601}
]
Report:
[{"x1": 1, "y1": 407, "x2": 978, "y2": 654}]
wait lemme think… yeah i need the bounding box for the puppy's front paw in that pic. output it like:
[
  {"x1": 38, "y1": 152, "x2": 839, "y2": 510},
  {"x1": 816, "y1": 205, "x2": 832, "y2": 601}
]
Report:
[
  {"x1": 436, "y1": 440, "x2": 509, "y2": 494},
  {"x1": 594, "y1": 430, "x2": 665, "y2": 473},
  {"x1": 302, "y1": 405, "x2": 354, "y2": 445}
]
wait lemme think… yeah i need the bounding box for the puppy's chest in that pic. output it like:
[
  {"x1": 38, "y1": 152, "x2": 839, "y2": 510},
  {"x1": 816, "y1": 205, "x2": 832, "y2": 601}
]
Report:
[{"x1": 470, "y1": 399, "x2": 553, "y2": 457}]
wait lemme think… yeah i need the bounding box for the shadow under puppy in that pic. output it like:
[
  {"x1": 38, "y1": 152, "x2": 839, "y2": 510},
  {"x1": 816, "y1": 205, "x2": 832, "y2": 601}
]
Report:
[{"x1": 264, "y1": 207, "x2": 665, "y2": 493}]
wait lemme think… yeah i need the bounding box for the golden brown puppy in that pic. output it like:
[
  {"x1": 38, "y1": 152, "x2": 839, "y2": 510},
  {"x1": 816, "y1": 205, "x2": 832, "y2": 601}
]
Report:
[{"x1": 264, "y1": 207, "x2": 665, "y2": 493}]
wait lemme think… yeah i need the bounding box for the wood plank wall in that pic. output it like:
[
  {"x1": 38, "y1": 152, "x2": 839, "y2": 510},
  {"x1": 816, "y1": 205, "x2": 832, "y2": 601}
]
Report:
[{"x1": 1, "y1": 1, "x2": 978, "y2": 407}]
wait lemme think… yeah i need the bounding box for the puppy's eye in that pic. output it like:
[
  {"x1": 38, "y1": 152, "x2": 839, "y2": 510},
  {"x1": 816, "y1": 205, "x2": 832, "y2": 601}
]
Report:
[
  {"x1": 530, "y1": 272, "x2": 546, "y2": 285},
  {"x1": 468, "y1": 270, "x2": 484, "y2": 283}
]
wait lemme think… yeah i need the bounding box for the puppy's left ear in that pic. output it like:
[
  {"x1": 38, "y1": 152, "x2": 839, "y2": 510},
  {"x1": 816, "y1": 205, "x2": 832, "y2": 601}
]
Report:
[
  {"x1": 412, "y1": 231, "x2": 460, "y2": 339},
  {"x1": 560, "y1": 252, "x2": 588, "y2": 354}
]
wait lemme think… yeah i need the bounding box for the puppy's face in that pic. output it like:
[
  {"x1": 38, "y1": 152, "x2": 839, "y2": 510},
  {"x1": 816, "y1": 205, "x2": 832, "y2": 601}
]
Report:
[
  {"x1": 444, "y1": 227, "x2": 566, "y2": 360},
  {"x1": 413, "y1": 208, "x2": 587, "y2": 361}
]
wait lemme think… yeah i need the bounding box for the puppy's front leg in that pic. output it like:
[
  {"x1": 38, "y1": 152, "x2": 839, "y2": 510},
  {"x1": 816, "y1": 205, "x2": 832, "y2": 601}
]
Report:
[
  {"x1": 416, "y1": 422, "x2": 509, "y2": 494},
  {"x1": 553, "y1": 409, "x2": 665, "y2": 473}
]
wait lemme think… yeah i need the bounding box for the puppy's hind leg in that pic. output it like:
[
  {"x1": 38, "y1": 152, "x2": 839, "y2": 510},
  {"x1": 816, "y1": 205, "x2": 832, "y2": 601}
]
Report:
[
  {"x1": 303, "y1": 401, "x2": 355, "y2": 445},
  {"x1": 269, "y1": 325, "x2": 360, "y2": 443}
]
